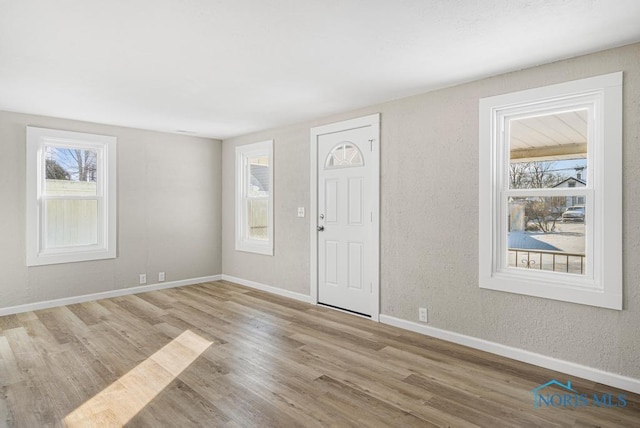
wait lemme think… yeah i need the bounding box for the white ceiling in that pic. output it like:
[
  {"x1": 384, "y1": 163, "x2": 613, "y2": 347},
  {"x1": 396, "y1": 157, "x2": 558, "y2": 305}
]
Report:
[
  {"x1": 1, "y1": 1, "x2": 639, "y2": 140},
  {"x1": 510, "y1": 110, "x2": 588, "y2": 161}
]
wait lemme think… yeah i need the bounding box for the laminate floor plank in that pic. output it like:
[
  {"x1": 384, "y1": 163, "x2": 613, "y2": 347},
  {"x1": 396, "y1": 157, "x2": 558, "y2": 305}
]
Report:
[
  {"x1": 213, "y1": 298, "x2": 293, "y2": 330},
  {"x1": 164, "y1": 301, "x2": 231, "y2": 338},
  {"x1": 181, "y1": 283, "x2": 236, "y2": 302},
  {"x1": 127, "y1": 378, "x2": 231, "y2": 428},
  {"x1": 81, "y1": 323, "x2": 150, "y2": 378},
  {"x1": 169, "y1": 297, "x2": 304, "y2": 356},
  {"x1": 0, "y1": 391, "x2": 8, "y2": 428},
  {"x1": 0, "y1": 318, "x2": 21, "y2": 333},
  {"x1": 0, "y1": 337, "x2": 23, "y2": 388},
  {"x1": 165, "y1": 294, "x2": 232, "y2": 327},
  {"x1": 2, "y1": 328, "x2": 47, "y2": 372},
  {"x1": 227, "y1": 290, "x2": 317, "y2": 321},
  {"x1": 33, "y1": 309, "x2": 81, "y2": 346},
  {"x1": 234, "y1": 291, "x2": 384, "y2": 346},
  {"x1": 290, "y1": 344, "x2": 476, "y2": 427},
  {"x1": 213, "y1": 389, "x2": 307, "y2": 428},
  {"x1": 426, "y1": 393, "x2": 527, "y2": 428},
  {"x1": 293, "y1": 350, "x2": 441, "y2": 418},
  {"x1": 215, "y1": 316, "x2": 306, "y2": 356},
  {"x1": 3, "y1": 382, "x2": 41, "y2": 427},
  {"x1": 313, "y1": 374, "x2": 434, "y2": 427},
  {"x1": 95, "y1": 300, "x2": 174, "y2": 355},
  {"x1": 403, "y1": 373, "x2": 555, "y2": 427},
  {"x1": 66, "y1": 302, "x2": 104, "y2": 326},
  {"x1": 0, "y1": 280, "x2": 639, "y2": 427},
  {"x1": 218, "y1": 369, "x2": 326, "y2": 428},
  {"x1": 377, "y1": 345, "x2": 537, "y2": 406},
  {"x1": 173, "y1": 358, "x2": 229, "y2": 404},
  {"x1": 292, "y1": 333, "x2": 414, "y2": 379},
  {"x1": 134, "y1": 289, "x2": 177, "y2": 310},
  {"x1": 110, "y1": 294, "x2": 169, "y2": 324},
  {"x1": 159, "y1": 311, "x2": 227, "y2": 347}
]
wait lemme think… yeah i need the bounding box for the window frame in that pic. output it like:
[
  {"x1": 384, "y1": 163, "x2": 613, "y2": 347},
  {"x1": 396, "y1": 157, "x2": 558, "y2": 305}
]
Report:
[
  {"x1": 479, "y1": 72, "x2": 622, "y2": 310},
  {"x1": 235, "y1": 140, "x2": 274, "y2": 255},
  {"x1": 26, "y1": 126, "x2": 117, "y2": 266}
]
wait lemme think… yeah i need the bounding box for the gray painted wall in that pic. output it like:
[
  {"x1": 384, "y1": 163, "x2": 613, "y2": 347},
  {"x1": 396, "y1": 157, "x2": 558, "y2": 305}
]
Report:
[
  {"x1": 0, "y1": 111, "x2": 222, "y2": 307},
  {"x1": 222, "y1": 42, "x2": 640, "y2": 379}
]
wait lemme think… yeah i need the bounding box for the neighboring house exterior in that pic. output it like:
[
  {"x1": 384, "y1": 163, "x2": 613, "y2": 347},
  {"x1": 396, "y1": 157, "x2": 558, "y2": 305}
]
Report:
[
  {"x1": 552, "y1": 175, "x2": 586, "y2": 210},
  {"x1": 250, "y1": 164, "x2": 269, "y2": 193}
]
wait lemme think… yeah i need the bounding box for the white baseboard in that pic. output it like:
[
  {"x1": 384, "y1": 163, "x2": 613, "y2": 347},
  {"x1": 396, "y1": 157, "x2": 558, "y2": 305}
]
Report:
[
  {"x1": 220, "y1": 275, "x2": 314, "y2": 304},
  {"x1": 379, "y1": 314, "x2": 640, "y2": 395},
  {"x1": 0, "y1": 275, "x2": 222, "y2": 317}
]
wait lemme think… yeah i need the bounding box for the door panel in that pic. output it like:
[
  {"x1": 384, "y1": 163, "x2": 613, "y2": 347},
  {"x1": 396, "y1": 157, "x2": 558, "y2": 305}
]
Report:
[
  {"x1": 317, "y1": 126, "x2": 375, "y2": 315},
  {"x1": 325, "y1": 179, "x2": 339, "y2": 224},
  {"x1": 325, "y1": 241, "x2": 339, "y2": 286},
  {"x1": 348, "y1": 177, "x2": 363, "y2": 225},
  {"x1": 348, "y1": 242, "x2": 363, "y2": 290}
]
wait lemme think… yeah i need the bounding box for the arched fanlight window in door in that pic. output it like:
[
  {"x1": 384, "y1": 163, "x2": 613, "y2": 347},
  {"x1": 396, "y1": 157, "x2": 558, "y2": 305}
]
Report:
[{"x1": 325, "y1": 142, "x2": 364, "y2": 169}]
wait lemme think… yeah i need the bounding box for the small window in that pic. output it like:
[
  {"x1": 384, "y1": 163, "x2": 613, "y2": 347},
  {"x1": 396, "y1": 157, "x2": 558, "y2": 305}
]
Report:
[
  {"x1": 325, "y1": 142, "x2": 363, "y2": 168},
  {"x1": 26, "y1": 127, "x2": 117, "y2": 266},
  {"x1": 235, "y1": 140, "x2": 273, "y2": 255},
  {"x1": 479, "y1": 73, "x2": 622, "y2": 310}
]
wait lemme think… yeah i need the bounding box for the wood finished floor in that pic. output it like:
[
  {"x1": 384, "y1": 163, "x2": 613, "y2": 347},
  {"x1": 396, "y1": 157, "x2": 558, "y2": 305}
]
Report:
[{"x1": 0, "y1": 280, "x2": 639, "y2": 427}]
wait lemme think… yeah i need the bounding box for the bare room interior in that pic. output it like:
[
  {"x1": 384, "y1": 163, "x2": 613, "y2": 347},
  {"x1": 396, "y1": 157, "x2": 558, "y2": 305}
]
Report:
[{"x1": 1, "y1": 1, "x2": 640, "y2": 426}]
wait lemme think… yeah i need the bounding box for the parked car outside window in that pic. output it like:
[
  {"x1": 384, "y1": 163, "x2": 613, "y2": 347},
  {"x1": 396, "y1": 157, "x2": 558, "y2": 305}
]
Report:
[{"x1": 562, "y1": 205, "x2": 585, "y2": 222}]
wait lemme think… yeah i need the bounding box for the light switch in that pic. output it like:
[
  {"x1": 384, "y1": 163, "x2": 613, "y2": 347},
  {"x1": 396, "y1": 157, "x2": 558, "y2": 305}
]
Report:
[{"x1": 297, "y1": 207, "x2": 305, "y2": 218}]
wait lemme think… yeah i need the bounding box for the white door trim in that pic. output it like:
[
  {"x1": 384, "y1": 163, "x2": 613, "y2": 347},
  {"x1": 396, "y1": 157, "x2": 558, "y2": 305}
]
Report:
[{"x1": 310, "y1": 113, "x2": 380, "y2": 321}]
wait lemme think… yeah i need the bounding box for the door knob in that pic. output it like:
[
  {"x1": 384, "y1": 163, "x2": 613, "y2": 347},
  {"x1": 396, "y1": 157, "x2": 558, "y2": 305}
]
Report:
[{"x1": 317, "y1": 226, "x2": 325, "y2": 232}]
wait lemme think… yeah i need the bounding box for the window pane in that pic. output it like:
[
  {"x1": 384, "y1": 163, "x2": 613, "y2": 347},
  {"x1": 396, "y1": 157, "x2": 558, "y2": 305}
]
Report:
[
  {"x1": 248, "y1": 157, "x2": 269, "y2": 196},
  {"x1": 45, "y1": 146, "x2": 97, "y2": 196},
  {"x1": 508, "y1": 196, "x2": 586, "y2": 275},
  {"x1": 45, "y1": 199, "x2": 99, "y2": 248},
  {"x1": 247, "y1": 199, "x2": 268, "y2": 241},
  {"x1": 325, "y1": 143, "x2": 363, "y2": 168},
  {"x1": 509, "y1": 110, "x2": 587, "y2": 189}
]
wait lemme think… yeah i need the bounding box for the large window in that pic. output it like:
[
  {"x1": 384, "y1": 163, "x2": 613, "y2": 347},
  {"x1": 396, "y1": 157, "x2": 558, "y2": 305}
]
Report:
[
  {"x1": 26, "y1": 127, "x2": 117, "y2": 266},
  {"x1": 479, "y1": 73, "x2": 622, "y2": 309},
  {"x1": 235, "y1": 140, "x2": 273, "y2": 255}
]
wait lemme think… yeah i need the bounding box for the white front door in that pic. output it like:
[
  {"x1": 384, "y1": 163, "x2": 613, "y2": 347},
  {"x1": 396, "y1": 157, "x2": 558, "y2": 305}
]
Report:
[{"x1": 313, "y1": 115, "x2": 379, "y2": 317}]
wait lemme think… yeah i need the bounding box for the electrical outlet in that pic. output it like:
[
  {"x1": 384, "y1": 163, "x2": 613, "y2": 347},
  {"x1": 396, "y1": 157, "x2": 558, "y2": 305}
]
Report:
[
  {"x1": 139, "y1": 274, "x2": 147, "y2": 285},
  {"x1": 159, "y1": 272, "x2": 165, "y2": 282},
  {"x1": 297, "y1": 207, "x2": 305, "y2": 217},
  {"x1": 419, "y1": 307, "x2": 428, "y2": 323}
]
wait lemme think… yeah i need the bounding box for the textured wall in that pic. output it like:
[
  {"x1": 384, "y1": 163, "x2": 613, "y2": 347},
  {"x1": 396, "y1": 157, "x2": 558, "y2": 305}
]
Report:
[
  {"x1": 222, "y1": 127, "x2": 312, "y2": 293},
  {"x1": 221, "y1": 42, "x2": 640, "y2": 379},
  {"x1": 0, "y1": 111, "x2": 222, "y2": 307}
]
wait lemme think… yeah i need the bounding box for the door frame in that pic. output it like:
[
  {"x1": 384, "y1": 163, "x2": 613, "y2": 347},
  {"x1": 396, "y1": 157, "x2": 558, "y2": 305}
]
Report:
[{"x1": 309, "y1": 113, "x2": 380, "y2": 321}]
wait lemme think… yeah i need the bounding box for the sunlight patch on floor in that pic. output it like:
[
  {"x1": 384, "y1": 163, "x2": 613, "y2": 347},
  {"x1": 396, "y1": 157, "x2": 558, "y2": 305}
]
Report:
[{"x1": 64, "y1": 330, "x2": 212, "y2": 427}]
